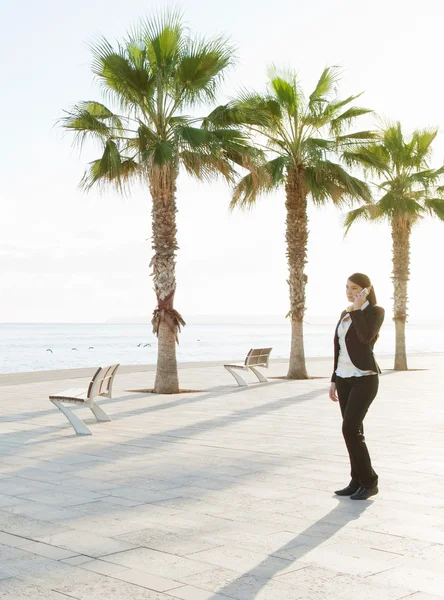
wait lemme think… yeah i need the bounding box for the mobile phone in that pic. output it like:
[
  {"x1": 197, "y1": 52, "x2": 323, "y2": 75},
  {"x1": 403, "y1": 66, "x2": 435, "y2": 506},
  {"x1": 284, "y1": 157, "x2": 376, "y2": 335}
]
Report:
[{"x1": 362, "y1": 288, "x2": 369, "y2": 296}]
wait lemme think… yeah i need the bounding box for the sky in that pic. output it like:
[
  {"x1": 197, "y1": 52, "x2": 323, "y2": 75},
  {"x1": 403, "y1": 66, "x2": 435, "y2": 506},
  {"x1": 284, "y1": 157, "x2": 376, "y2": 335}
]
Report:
[{"x1": 1, "y1": 0, "x2": 443, "y2": 323}]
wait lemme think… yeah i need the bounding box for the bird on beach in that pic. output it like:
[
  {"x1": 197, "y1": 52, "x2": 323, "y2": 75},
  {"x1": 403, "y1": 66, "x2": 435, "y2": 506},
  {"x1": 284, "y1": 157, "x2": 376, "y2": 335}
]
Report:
[
  {"x1": 144, "y1": 344, "x2": 151, "y2": 347},
  {"x1": 46, "y1": 349, "x2": 53, "y2": 353},
  {"x1": 71, "y1": 348, "x2": 78, "y2": 351},
  {"x1": 89, "y1": 347, "x2": 94, "y2": 350}
]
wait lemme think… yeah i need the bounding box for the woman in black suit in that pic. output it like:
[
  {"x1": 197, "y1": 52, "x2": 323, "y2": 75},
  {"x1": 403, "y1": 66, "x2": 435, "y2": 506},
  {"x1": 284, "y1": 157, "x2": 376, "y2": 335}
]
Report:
[{"x1": 329, "y1": 272, "x2": 385, "y2": 500}]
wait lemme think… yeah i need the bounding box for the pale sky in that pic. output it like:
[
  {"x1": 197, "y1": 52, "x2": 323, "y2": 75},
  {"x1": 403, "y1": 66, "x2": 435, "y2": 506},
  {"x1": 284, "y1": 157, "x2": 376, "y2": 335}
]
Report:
[{"x1": 1, "y1": 0, "x2": 443, "y2": 323}]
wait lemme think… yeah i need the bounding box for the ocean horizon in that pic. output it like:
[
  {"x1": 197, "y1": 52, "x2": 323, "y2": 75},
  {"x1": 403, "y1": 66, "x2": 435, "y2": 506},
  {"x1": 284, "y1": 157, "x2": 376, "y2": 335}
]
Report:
[{"x1": 1, "y1": 319, "x2": 443, "y2": 375}]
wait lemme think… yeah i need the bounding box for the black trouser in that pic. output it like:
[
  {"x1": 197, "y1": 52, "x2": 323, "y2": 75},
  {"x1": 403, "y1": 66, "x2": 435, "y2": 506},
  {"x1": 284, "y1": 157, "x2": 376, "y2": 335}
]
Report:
[{"x1": 336, "y1": 375, "x2": 379, "y2": 489}]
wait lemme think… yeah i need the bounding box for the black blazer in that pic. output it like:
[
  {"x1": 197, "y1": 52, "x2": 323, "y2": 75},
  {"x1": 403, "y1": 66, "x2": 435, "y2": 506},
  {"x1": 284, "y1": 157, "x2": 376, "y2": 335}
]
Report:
[{"x1": 331, "y1": 303, "x2": 385, "y2": 382}]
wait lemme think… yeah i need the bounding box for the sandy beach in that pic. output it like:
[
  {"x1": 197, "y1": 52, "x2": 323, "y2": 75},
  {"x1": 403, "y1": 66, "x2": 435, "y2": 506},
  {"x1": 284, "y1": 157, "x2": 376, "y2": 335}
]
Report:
[{"x1": 0, "y1": 354, "x2": 443, "y2": 599}]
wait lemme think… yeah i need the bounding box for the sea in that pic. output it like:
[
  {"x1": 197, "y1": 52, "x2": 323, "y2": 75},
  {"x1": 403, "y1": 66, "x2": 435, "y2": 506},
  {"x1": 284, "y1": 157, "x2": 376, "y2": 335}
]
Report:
[{"x1": 0, "y1": 320, "x2": 443, "y2": 375}]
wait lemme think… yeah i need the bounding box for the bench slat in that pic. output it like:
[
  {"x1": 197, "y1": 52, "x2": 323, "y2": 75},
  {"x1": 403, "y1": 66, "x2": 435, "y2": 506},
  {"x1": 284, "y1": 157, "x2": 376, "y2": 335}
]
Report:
[{"x1": 49, "y1": 388, "x2": 87, "y2": 403}]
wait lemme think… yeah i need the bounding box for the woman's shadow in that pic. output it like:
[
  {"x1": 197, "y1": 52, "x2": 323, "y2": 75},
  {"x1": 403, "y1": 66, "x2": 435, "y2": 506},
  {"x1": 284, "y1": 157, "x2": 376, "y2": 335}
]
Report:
[{"x1": 208, "y1": 498, "x2": 369, "y2": 599}]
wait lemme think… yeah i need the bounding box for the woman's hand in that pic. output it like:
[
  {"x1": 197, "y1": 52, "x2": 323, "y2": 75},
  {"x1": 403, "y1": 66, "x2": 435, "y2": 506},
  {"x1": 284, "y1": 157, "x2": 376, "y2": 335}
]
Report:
[
  {"x1": 329, "y1": 382, "x2": 338, "y2": 402},
  {"x1": 352, "y1": 287, "x2": 370, "y2": 311}
]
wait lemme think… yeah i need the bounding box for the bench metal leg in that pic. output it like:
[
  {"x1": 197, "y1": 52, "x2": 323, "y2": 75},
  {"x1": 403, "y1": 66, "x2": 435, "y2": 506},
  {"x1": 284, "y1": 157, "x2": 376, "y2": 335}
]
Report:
[
  {"x1": 224, "y1": 366, "x2": 248, "y2": 387},
  {"x1": 249, "y1": 366, "x2": 268, "y2": 383},
  {"x1": 89, "y1": 402, "x2": 111, "y2": 422},
  {"x1": 50, "y1": 400, "x2": 92, "y2": 436}
]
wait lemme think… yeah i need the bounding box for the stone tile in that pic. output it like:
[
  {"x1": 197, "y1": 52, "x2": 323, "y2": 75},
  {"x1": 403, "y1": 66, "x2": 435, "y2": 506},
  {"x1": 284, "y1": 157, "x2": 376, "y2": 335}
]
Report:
[
  {"x1": 0, "y1": 544, "x2": 31, "y2": 562},
  {"x1": 0, "y1": 476, "x2": 56, "y2": 497},
  {"x1": 188, "y1": 545, "x2": 305, "y2": 578},
  {"x1": 367, "y1": 564, "x2": 444, "y2": 596},
  {"x1": 0, "y1": 579, "x2": 75, "y2": 599},
  {"x1": 0, "y1": 554, "x2": 100, "y2": 587},
  {"x1": 64, "y1": 515, "x2": 155, "y2": 538},
  {"x1": 270, "y1": 564, "x2": 410, "y2": 599},
  {"x1": 167, "y1": 586, "x2": 234, "y2": 600},
  {"x1": 106, "y1": 488, "x2": 185, "y2": 503},
  {"x1": 365, "y1": 521, "x2": 444, "y2": 545},
  {"x1": 322, "y1": 527, "x2": 440, "y2": 558},
  {"x1": 18, "y1": 489, "x2": 105, "y2": 507},
  {"x1": 79, "y1": 558, "x2": 129, "y2": 575},
  {"x1": 203, "y1": 528, "x2": 327, "y2": 559},
  {"x1": 116, "y1": 527, "x2": 223, "y2": 556},
  {"x1": 0, "y1": 532, "x2": 31, "y2": 548},
  {"x1": 99, "y1": 494, "x2": 145, "y2": 507},
  {"x1": 398, "y1": 593, "x2": 444, "y2": 600},
  {"x1": 181, "y1": 565, "x2": 309, "y2": 600},
  {"x1": 0, "y1": 499, "x2": 80, "y2": 522},
  {"x1": 112, "y1": 568, "x2": 184, "y2": 592},
  {"x1": 20, "y1": 541, "x2": 79, "y2": 560},
  {"x1": 0, "y1": 493, "x2": 21, "y2": 508},
  {"x1": 0, "y1": 510, "x2": 71, "y2": 538},
  {"x1": 36, "y1": 530, "x2": 138, "y2": 558},
  {"x1": 54, "y1": 576, "x2": 178, "y2": 599},
  {"x1": 103, "y1": 547, "x2": 212, "y2": 579},
  {"x1": 60, "y1": 554, "x2": 92, "y2": 565},
  {"x1": 278, "y1": 543, "x2": 402, "y2": 577}
]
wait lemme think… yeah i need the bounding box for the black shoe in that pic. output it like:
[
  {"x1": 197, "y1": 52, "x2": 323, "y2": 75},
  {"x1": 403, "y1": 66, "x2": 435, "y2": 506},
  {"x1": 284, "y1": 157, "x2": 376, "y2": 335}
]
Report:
[
  {"x1": 334, "y1": 483, "x2": 360, "y2": 496},
  {"x1": 350, "y1": 486, "x2": 378, "y2": 500}
]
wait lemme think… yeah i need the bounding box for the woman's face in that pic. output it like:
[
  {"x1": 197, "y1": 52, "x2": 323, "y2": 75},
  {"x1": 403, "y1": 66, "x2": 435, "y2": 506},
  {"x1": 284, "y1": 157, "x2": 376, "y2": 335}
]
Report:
[{"x1": 346, "y1": 279, "x2": 364, "y2": 302}]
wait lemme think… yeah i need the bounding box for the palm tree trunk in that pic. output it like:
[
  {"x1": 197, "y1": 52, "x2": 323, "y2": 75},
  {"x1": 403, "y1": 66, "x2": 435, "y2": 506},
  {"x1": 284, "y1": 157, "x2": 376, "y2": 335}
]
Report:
[
  {"x1": 285, "y1": 168, "x2": 309, "y2": 379},
  {"x1": 149, "y1": 166, "x2": 184, "y2": 393},
  {"x1": 391, "y1": 217, "x2": 411, "y2": 371}
]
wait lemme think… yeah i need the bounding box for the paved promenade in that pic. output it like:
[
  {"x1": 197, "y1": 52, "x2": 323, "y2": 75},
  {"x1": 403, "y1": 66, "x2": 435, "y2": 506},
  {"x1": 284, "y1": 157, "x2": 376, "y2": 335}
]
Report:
[{"x1": 0, "y1": 354, "x2": 443, "y2": 599}]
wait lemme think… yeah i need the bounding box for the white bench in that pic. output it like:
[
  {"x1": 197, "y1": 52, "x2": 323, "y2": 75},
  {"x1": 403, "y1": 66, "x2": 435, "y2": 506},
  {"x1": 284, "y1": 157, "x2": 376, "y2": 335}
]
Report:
[
  {"x1": 49, "y1": 364, "x2": 119, "y2": 436},
  {"x1": 224, "y1": 348, "x2": 272, "y2": 387}
]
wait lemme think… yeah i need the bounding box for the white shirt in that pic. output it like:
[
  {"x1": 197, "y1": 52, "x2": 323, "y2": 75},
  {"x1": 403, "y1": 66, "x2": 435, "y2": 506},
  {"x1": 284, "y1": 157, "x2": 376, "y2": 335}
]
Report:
[{"x1": 336, "y1": 301, "x2": 377, "y2": 378}]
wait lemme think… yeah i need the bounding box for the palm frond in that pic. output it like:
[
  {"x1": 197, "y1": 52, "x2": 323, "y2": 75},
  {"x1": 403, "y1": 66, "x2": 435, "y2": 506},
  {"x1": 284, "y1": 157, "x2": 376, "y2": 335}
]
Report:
[
  {"x1": 268, "y1": 73, "x2": 298, "y2": 113},
  {"x1": 409, "y1": 165, "x2": 444, "y2": 187},
  {"x1": 329, "y1": 107, "x2": 373, "y2": 136},
  {"x1": 378, "y1": 191, "x2": 425, "y2": 218},
  {"x1": 176, "y1": 35, "x2": 234, "y2": 105},
  {"x1": 175, "y1": 125, "x2": 213, "y2": 148},
  {"x1": 209, "y1": 127, "x2": 264, "y2": 170},
  {"x1": 411, "y1": 127, "x2": 438, "y2": 164},
  {"x1": 231, "y1": 156, "x2": 288, "y2": 209},
  {"x1": 301, "y1": 137, "x2": 334, "y2": 162},
  {"x1": 135, "y1": 123, "x2": 158, "y2": 157},
  {"x1": 204, "y1": 92, "x2": 281, "y2": 131},
  {"x1": 323, "y1": 93, "x2": 362, "y2": 116},
  {"x1": 337, "y1": 131, "x2": 378, "y2": 147},
  {"x1": 90, "y1": 40, "x2": 154, "y2": 111},
  {"x1": 343, "y1": 204, "x2": 374, "y2": 235},
  {"x1": 308, "y1": 66, "x2": 341, "y2": 106},
  {"x1": 80, "y1": 140, "x2": 139, "y2": 191},
  {"x1": 342, "y1": 144, "x2": 390, "y2": 174},
  {"x1": 305, "y1": 160, "x2": 372, "y2": 206},
  {"x1": 153, "y1": 140, "x2": 175, "y2": 165},
  {"x1": 201, "y1": 103, "x2": 245, "y2": 128},
  {"x1": 180, "y1": 150, "x2": 234, "y2": 182},
  {"x1": 423, "y1": 198, "x2": 444, "y2": 221},
  {"x1": 382, "y1": 122, "x2": 414, "y2": 169},
  {"x1": 61, "y1": 106, "x2": 112, "y2": 147},
  {"x1": 137, "y1": 9, "x2": 183, "y2": 71}
]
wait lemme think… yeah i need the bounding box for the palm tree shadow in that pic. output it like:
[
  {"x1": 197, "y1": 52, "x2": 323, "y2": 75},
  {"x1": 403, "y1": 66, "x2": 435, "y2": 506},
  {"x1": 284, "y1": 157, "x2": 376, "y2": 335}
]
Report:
[{"x1": 208, "y1": 500, "x2": 369, "y2": 599}]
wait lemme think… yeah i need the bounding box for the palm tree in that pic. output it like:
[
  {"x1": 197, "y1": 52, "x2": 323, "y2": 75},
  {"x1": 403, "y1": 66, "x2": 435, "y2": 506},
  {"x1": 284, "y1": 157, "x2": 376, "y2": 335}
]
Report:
[
  {"x1": 210, "y1": 67, "x2": 374, "y2": 378},
  {"x1": 343, "y1": 122, "x2": 444, "y2": 370},
  {"x1": 61, "y1": 11, "x2": 256, "y2": 393}
]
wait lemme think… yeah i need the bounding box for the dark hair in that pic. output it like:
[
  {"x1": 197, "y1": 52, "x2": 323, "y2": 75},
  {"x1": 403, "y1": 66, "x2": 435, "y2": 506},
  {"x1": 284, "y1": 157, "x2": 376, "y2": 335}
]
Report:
[{"x1": 348, "y1": 272, "x2": 377, "y2": 305}]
